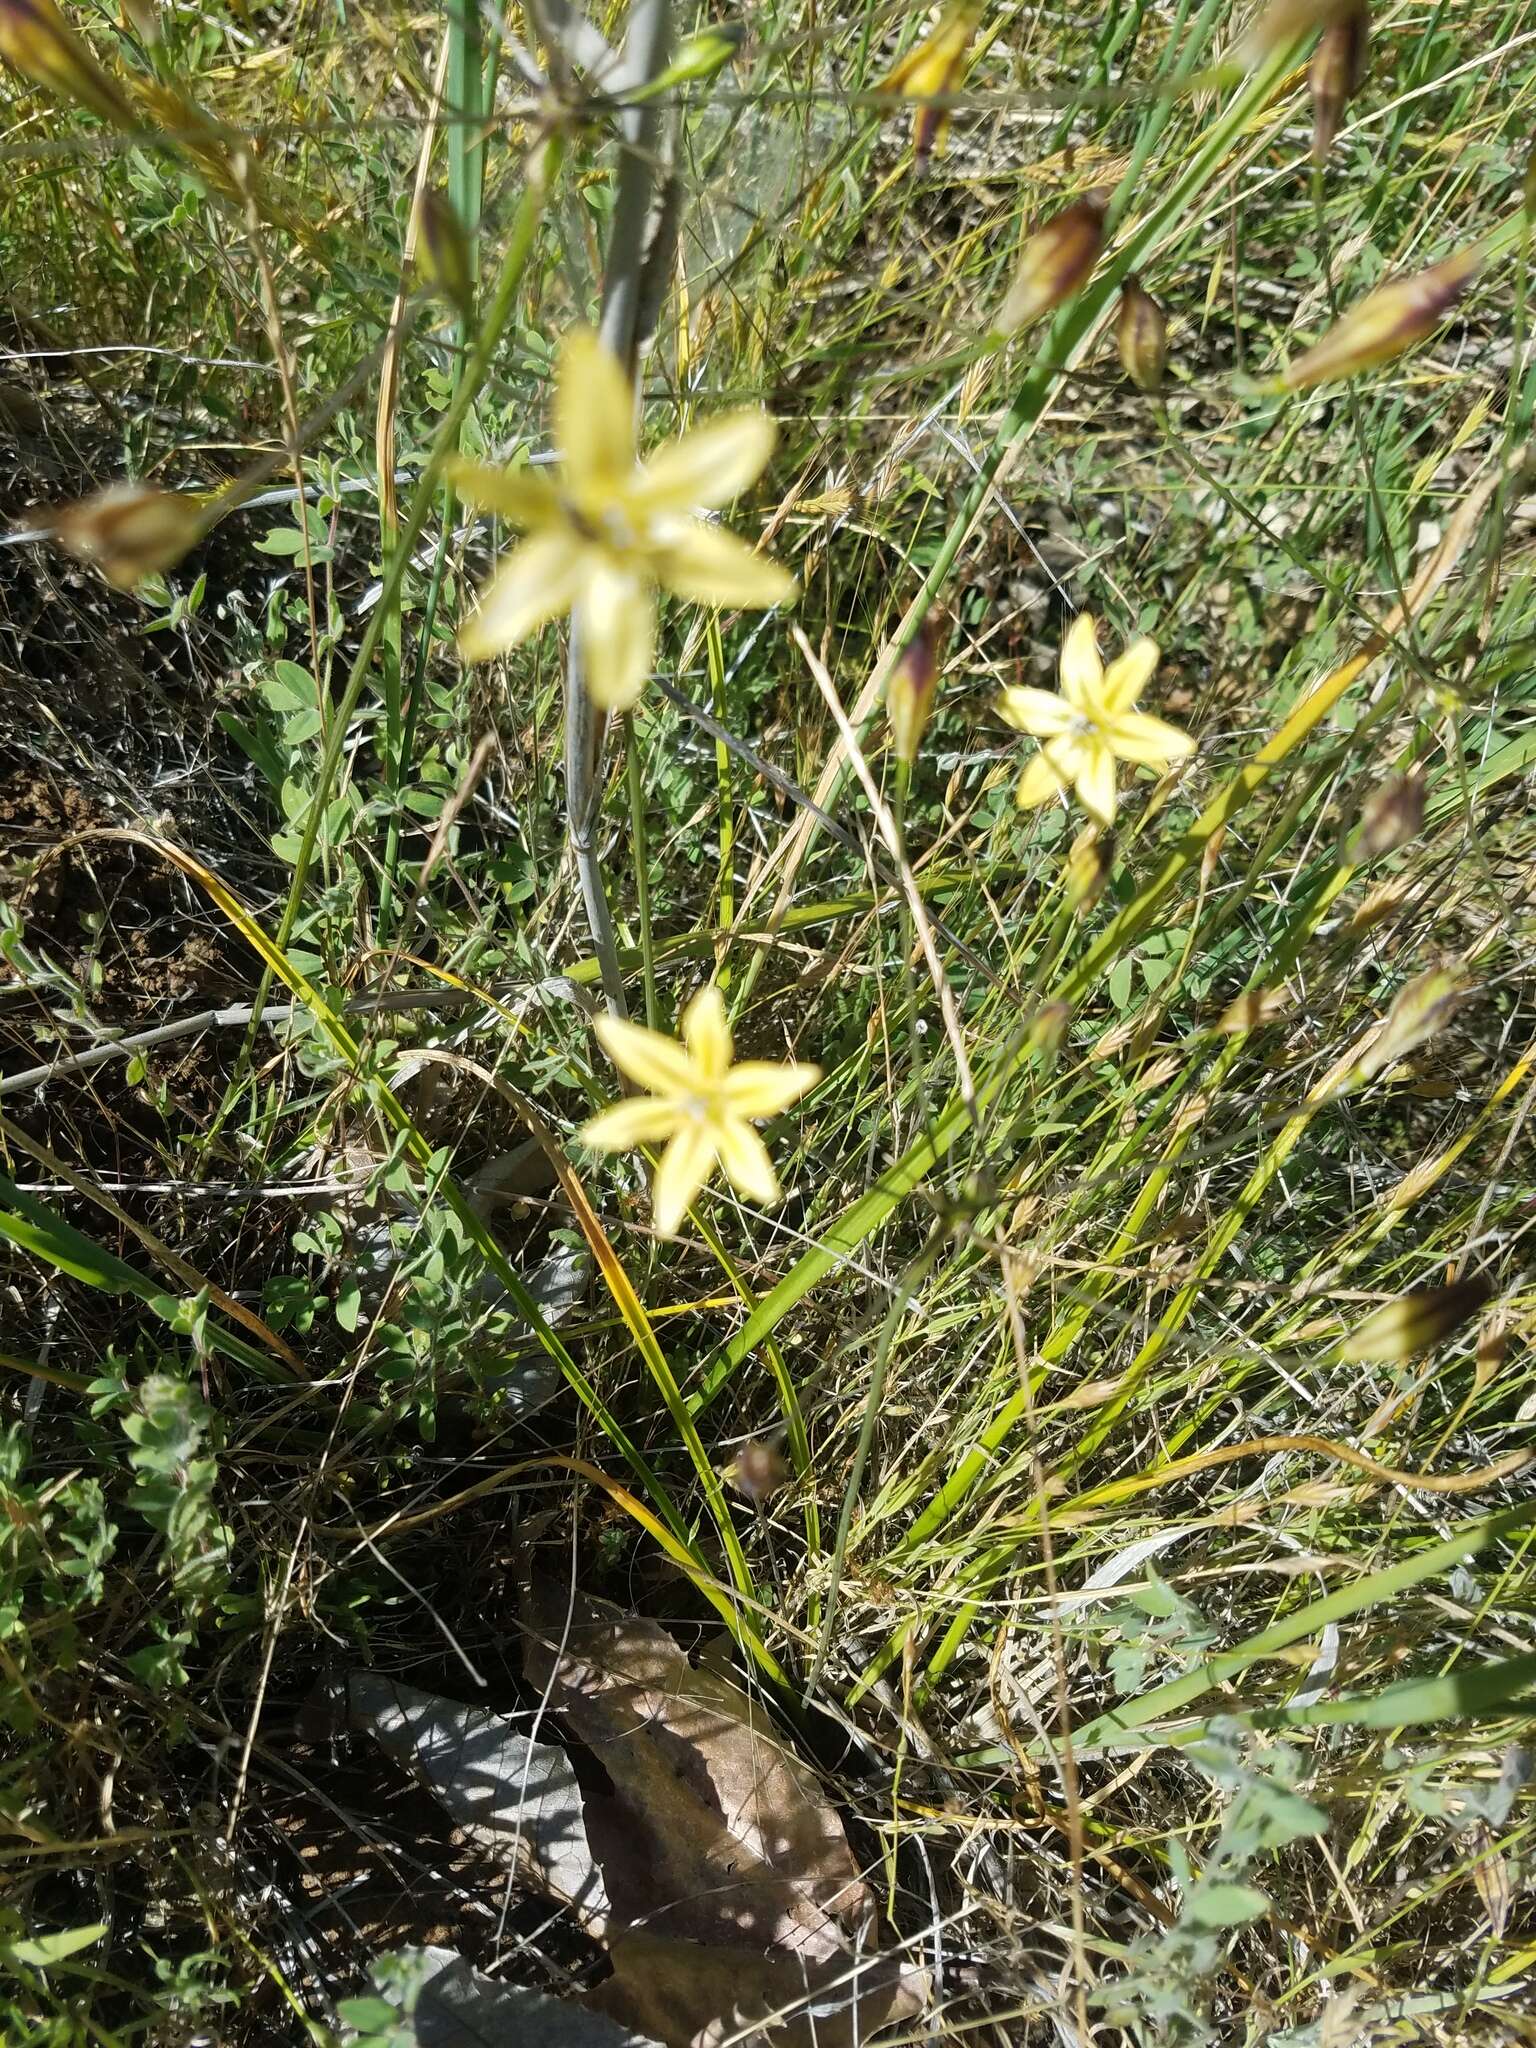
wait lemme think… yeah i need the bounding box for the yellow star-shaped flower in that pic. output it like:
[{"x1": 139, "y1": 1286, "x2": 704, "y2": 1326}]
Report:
[
  {"x1": 449, "y1": 330, "x2": 796, "y2": 711},
  {"x1": 582, "y1": 987, "x2": 819, "y2": 1237},
  {"x1": 998, "y1": 613, "x2": 1194, "y2": 828}
]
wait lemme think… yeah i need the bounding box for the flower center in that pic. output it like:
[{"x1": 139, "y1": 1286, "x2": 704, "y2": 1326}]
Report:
[
  {"x1": 565, "y1": 497, "x2": 646, "y2": 559},
  {"x1": 598, "y1": 503, "x2": 642, "y2": 554}
]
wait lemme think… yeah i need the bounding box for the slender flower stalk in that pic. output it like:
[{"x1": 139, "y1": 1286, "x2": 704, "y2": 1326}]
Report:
[
  {"x1": 451, "y1": 329, "x2": 794, "y2": 711},
  {"x1": 583, "y1": 986, "x2": 819, "y2": 1236},
  {"x1": 998, "y1": 613, "x2": 1193, "y2": 828}
]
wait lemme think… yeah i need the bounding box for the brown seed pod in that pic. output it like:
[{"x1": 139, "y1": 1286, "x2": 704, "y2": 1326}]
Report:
[
  {"x1": 1116, "y1": 275, "x2": 1168, "y2": 392},
  {"x1": 1310, "y1": 4, "x2": 1370, "y2": 163},
  {"x1": 1353, "y1": 770, "x2": 1426, "y2": 859},
  {"x1": 1341, "y1": 1276, "x2": 1492, "y2": 1362},
  {"x1": 1280, "y1": 244, "x2": 1481, "y2": 390},
  {"x1": 886, "y1": 619, "x2": 941, "y2": 767},
  {"x1": 996, "y1": 192, "x2": 1108, "y2": 336}
]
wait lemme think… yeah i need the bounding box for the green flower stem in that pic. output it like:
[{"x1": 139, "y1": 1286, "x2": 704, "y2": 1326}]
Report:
[
  {"x1": 566, "y1": 0, "x2": 673, "y2": 1022},
  {"x1": 232, "y1": 150, "x2": 560, "y2": 1081}
]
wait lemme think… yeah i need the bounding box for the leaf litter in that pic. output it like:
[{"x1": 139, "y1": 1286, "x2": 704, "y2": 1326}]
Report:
[{"x1": 345, "y1": 1581, "x2": 928, "y2": 2046}]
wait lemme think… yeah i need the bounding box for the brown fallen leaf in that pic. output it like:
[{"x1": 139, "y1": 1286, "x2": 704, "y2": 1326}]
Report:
[
  {"x1": 343, "y1": 1601, "x2": 924, "y2": 2048},
  {"x1": 521, "y1": 1580, "x2": 870, "y2": 1958},
  {"x1": 588, "y1": 1931, "x2": 928, "y2": 2048}
]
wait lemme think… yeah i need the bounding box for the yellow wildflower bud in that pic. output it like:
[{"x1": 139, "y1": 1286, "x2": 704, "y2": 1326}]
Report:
[
  {"x1": 1356, "y1": 964, "x2": 1467, "y2": 1082},
  {"x1": 886, "y1": 620, "x2": 940, "y2": 766},
  {"x1": 1116, "y1": 275, "x2": 1168, "y2": 393},
  {"x1": 0, "y1": 0, "x2": 133, "y2": 125},
  {"x1": 43, "y1": 483, "x2": 205, "y2": 589},
  {"x1": 723, "y1": 1438, "x2": 790, "y2": 1504},
  {"x1": 416, "y1": 188, "x2": 474, "y2": 320},
  {"x1": 1028, "y1": 1000, "x2": 1072, "y2": 1062},
  {"x1": 1063, "y1": 826, "x2": 1113, "y2": 911},
  {"x1": 1246, "y1": 0, "x2": 1364, "y2": 60},
  {"x1": 1341, "y1": 1276, "x2": 1491, "y2": 1363},
  {"x1": 1280, "y1": 245, "x2": 1481, "y2": 390},
  {"x1": 634, "y1": 21, "x2": 745, "y2": 98},
  {"x1": 881, "y1": 2, "x2": 982, "y2": 167},
  {"x1": 1353, "y1": 770, "x2": 1425, "y2": 859},
  {"x1": 1217, "y1": 986, "x2": 1290, "y2": 1034},
  {"x1": 1310, "y1": 4, "x2": 1369, "y2": 163},
  {"x1": 121, "y1": 0, "x2": 160, "y2": 43},
  {"x1": 996, "y1": 193, "x2": 1107, "y2": 337}
]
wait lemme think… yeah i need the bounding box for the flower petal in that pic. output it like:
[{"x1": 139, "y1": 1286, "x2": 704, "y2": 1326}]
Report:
[
  {"x1": 656, "y1": 520, "x2": 797, "y2": 609},
  {"x1": 581, "y1": 1097, "x2": 683, "y2": 1151},
  {"x1": 1015, "y1": 736, "x2": 1080, "y2": 809},
  {"x1": 1074, "y1": 736, "x2": 1118, "y2": 828},
  {"x1": 555, "y1": 328, "x2": 636, "y2": 495},
  {"x1": 997, "y1": 685, "x2": 1075, "y2": 738},
  {"x1": 719, "y1": 1059, "x2": 820, "y2": 1119},
  {"x1": 1098, "y1": 634, "x2": 1160, "y2": 715},
  {"x1": 637, "y1": 411, "x2": 777, "y2": 513},
  {"x1": 459, "y1": 531, "x2": 584, "y2": 662},
  {"x1": 594, "y1": 1013, "x2": 696, "y2": 1095},
  {"x1": 1105, "y1": 708, "x2": 1195, "y2": 768},
  {"x1": 577, "y1": 562, "x2": 656, "y2": 710},
  {"x1": 681, "y1": 984, "x2": 733, "y2": 1079},
  {"x1": 445, "y1": 455, "x2": 561, "y2": 529},
  {"x1": 714, "y1": 1117, "x2": 781, "y2": 1208},
  {"x1": 1059, "y1": 613, "x2": 1103, "y2": 713},
  {"x1": 652, "y1": 1122, "x2": 717, "y2": 1236}
]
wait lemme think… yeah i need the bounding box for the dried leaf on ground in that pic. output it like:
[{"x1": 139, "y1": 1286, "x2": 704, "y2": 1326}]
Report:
[
  {"x1": 521, "y1": 1579, "x2": 869, "y2": 1957},
  {"x1": 342, "y1": 1602, "x2": 925, "y2": 2048},
  {"x1": 588, "y1": 1932, "x2": 928, "y2": 2048}
]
